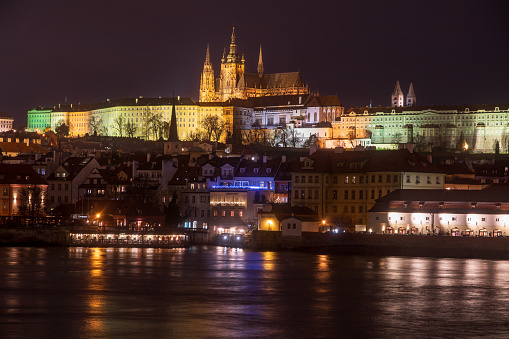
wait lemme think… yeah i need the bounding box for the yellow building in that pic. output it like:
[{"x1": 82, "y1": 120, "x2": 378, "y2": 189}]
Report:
[{"x1": 291, "y1": 148, "x2": 446, "y2": 231}]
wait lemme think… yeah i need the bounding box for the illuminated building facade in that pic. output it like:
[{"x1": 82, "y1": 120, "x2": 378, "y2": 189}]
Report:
[
  {"x1": 199, "y1": 28, "x2": 309, "y2": 102},
  {"x1": 27, "y1": 97, "x2": 200, "y2": 140},
  {"x1": 332, "y1": 104, "x2": 509, "y2": 153},
  {"x1": 0, "y1": 164, "x2": 48, "y2": 216},
  {"x1": 368, "y1": 185, "x2": 509, "y2": 236},
  {"x1": 291, "y1": 148, "x2": 445, "y2": 229},
  {"x1": 0, "y1": 112, "x2": 14, "y2": 132}
]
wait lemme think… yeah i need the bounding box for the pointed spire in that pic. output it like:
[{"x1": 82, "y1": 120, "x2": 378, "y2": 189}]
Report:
[
  {"x1": 227, "y1": 26, "x2": 238, "y2": 61},
  {"x1": 257, "y1": 44, "x2": 264, "y2": 77},
  {"x1": 407, "y1": 82, "x2": 415, "y2": 97},
  {"x1": 406, "y1": 82, "x2": 416, "y2": 106},
  {"x1": 392, "y1": 80, "x2": 402, "y2": 95},
  {"x1": 205, "y1": 44, "x2": 211, "y2": 65},
  {"x1": 169, "y1": 92, "x2": 179, "y2": 142}
]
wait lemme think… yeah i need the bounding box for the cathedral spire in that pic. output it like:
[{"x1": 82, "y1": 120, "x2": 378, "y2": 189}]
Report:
[
  {"x1": 257, "y1": 44, "x2": 264, "y2": 77},
  {"x1": 205, "y1": 44, "x2": 211, "y2": 65},
  {"x1": 227, "y1": 26, "x2": 238, "y2": 61}
]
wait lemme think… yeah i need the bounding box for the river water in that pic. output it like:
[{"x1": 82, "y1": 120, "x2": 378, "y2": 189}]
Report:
[{"x1": 1, "y1": 246, "x2": 509, "y2": 338}]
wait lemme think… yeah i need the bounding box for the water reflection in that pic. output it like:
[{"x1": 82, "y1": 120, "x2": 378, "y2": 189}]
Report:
[{"x1": 1, "y1": 248, "x2": 509, "y2": 337}]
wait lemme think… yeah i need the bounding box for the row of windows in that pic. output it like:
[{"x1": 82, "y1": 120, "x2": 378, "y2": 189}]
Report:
[
  {"x1": 294, "y1": 188, "x2": 390, "y2": 200},
  {"x1": 406, "y1": 176, "x2": 440, "y2": 184},
  {"x1": 294, "y1": 174, "x2": 400, "y2": 184},
  {"x1": 50, "y1": 183, "x2": 69, "y2": 191},
  {"x1": 212, "y1": 210, "x2": 244, "y2": 217}
]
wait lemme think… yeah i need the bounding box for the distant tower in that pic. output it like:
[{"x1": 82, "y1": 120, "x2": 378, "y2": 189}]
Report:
[
  {"x1": 219, "y1": 27, "x2": 245, "y2": 102},
  {"x1": 257, "y1": 45, "x2": 264, "y2": 77},
  {"x1": 199, "y1": 45, "x2": 216, "y2": 102},
  {"x1": 391, "y1": 81, "x2": 404, "y2": 107},
  {"x1": 406, "y1": 82, "x2": 416, "y2": 106}
]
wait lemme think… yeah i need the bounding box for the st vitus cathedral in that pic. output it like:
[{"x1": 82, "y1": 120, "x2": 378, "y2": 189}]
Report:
[{"x1": 199, "y1": 28, "x2": 309, "y2": 102}]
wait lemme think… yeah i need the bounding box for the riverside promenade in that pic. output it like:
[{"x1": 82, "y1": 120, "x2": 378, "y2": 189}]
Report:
[{"x1": 253, "y1": 231, "x2": 509, "y2": 260}]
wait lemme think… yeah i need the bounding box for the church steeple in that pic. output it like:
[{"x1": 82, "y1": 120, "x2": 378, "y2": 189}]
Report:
[
  {"x1": 257, "y1": 44, "x2": 264, "y2": 77},
  {"x1": 391, "y1": 80, "x2": 404, "y2": 107},
  {"x1": 169, "y1": 94, "x2": 179, "y2": 142},
  {"x1": 406, "y1": 82, "x2": 416, "y2": 106},
  {"x1": 205, "y1": 44, "x2": 211, "y2": 65}
]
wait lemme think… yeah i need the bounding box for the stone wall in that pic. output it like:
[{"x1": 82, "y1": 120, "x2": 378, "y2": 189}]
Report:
[{"x1": 0, "y1": 229, "x2": 70, "y2": 246}]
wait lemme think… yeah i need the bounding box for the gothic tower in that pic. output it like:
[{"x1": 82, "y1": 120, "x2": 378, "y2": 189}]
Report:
[
  {"x1": 219, "y1": 27, "x2": 245, "y2": 102},
  {"x1": 257, "y1": 45, "x2": 264, "y2": 77},
  {"x1": 199, "y1": 45, "x2": 216, "y2": 102},
  {"x1": 391, "y1": 80, "x2": 404, "y2": 107},
  {"x1": 406, "y1": 82, "x2": 416, "y2": 106}
]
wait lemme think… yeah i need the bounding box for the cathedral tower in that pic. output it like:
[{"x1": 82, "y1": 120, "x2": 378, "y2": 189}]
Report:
[
  {"x1": 199, "y1": 45, "x2": 216, "y2": 102},
  {"x1": 257, "y1": 45, "x2": 264, "y2": 77},
  {"x1": 391, "y1": 81, "x2": 404, "y2": 107},
  {"x1": 406, "y1": 82, "x2": 416, "y2": 106},
  {"x1": 219, "y1": 27, "x2": 245, "y2": 101}
]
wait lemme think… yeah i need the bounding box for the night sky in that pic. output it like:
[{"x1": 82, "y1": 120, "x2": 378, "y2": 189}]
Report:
[{"x1": 1, "y1": 0, "x2": 508, "y2": 126}]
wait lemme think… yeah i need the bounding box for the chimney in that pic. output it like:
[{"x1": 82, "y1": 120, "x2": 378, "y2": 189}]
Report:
[
  {"x1": 147, "y1": 153, "x2": 151, "y2": 162},
  {"x1": 263, "y1": 155, "x2": 267, "y2": 163},
  {"x1": 281, "y1": 155, "x2": 286, "y2": 163}
]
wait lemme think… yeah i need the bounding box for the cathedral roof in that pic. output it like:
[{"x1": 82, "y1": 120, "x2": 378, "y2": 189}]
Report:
[
  {"x1": 347, "y1": 104, "x2": 509, "y2": 115},
  {"x1": 261, "y1": 72, "x2": 304, "y2": 89},
  {"x1": 249, "y1": 94, "x2": 313, "y2": 108},
  {"x1": 307, "y1": 95, "x2": 342, "y2": 107}
]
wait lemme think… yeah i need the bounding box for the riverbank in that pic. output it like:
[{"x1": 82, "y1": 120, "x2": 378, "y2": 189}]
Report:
[{"x1": 292, "y1": 233, "x2": 509, "y2": 260}]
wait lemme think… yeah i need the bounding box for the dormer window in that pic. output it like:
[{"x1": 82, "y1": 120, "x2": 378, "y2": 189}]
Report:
[
  {"x1": 254, "y1": 168, "x2": 259, "y2": 173},
  {"x1": 240, "y1": 168, "x2": 245, "y2": 173},
  {"x1": 305, "y1": 161, "x2": 310, "y2": 167},
  {"x1": 266, "y1": 168, "x2": 271, "y2": 173}
]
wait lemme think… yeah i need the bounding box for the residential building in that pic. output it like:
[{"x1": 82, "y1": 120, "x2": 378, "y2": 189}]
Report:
[{"x1": 291, "y1": 148, "x2": 446, "y2": 229}]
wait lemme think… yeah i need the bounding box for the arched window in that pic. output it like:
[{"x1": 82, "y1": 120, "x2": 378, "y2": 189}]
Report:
[{"x1": 314, "y1": 112, "x2": 317, "y2": 121}]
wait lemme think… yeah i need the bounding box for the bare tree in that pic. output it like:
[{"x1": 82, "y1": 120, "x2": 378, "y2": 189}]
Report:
[
  {"x1": 113, "y1": 116, "x2": 125, "y2": 137},
  {"x1": 89, "y1": 116, "x2": 103, "y2": 136},
  {"x1": 125, "y1": 121, "x2": 137, "y2": 138},
  {"x1": 391, "y1": 132, "x2": 402, "y2": 144},
  {"x1": 201, "y1": 115, "x2": 224, "y2": 142},
  {"x1": 55, "y1": 119, "x2": 70, "y2": 136},
  {"x1": 288, "y1": 125, "x2": 302, "y2": 147}
]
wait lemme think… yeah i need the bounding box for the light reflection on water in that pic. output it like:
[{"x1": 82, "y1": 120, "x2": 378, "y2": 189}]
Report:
[{"x1": 1, "y1": 247, "x2": 509, "y2": 338}]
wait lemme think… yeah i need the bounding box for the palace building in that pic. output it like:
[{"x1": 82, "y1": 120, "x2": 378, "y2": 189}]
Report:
[{"x1": 199, "y1": 28, "x2": 309, "y2": 103}]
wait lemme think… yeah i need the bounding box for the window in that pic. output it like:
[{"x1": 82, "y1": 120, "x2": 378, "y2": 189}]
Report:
[
  {"x1": 222, "y1": 211, "x2": 226, "y2": 217},
  {"x1": 231, "y1": 211, "x2": 234, "y2": 217},
  {"x1": 360, "y1": 176, "x2": 364, "y2": 184},
  {"x1": 239, "y1": 211, "x2": 243, "y2": 217},
  {"x1": 482, "y1": 218, "x2": 486, "y2": 221},
  {"x1": 345, "y1": 176, "x2": 349, "y2": 184},
  {"x1": 371, "y1": 190, "x2": 375, "y2": 199},
  {"x1": 351, "y1": 206, "x2": 355, "y2": 213},
  {"x1": 201, "y1": 210, "x2": 204, "y2": 217},
  {"x1": 452, "y1": 217, "x2": 457, "y2": 221},
  {"x1": 295, "y1": 176, "x2": 299, "y2": 183},
  {"x1": 58, "y1": 184, "x2": 62, "y2": 190},
  {"x1": 416, "y1": 176, "x2": 420, "y2": 184},
  {"x1": 394, "y1": 175, "x2": 398, "y2": 182},
  {"x1": 359, "y1": 190, "x2": 364, "y2": 200},
  {"x1": 406, "y1": 175, "x2": 411, "y2": 183},
  {"x1": 2, "y1": 188, "x2": 7, "y2": 196},
  {"x1": 351, "y1": 190, "x2": 356, "y2": 200},
  {"x1": 378, "y1": 175, "x2": 383, "y2": 183},
  {"x1": 287, "y1": 224, "x2": 291, "y2": 229},
  {"x1": 293, "y1": 223, "x2": 297, "y2": 229},
  {"x1": 375, "y1": 216, "x2": 379, "y2": 220},
  {"x1": 425, "y1": 217, "x2": 430, "y2": 220},
  {"x1": 314, "y1": 190, "x2": 318, "y2": 199},
  {"x1": 315, "y1": 176, "x2": 319, "y2": 183},
  {"x1": 436, "y1": 177, "x2": 440, "y2": 184},
  {"x1": 371, "y1": 175, "x2": 375, "y2": 183},
  {"x1": 387, "y1": 175, "x2": 391, "y2": 183},
  {"x1": 308, "y1": 176, "x2": 313, "y2": 183},
  {"x1": 333, "y1": 206, "x2": 337, "y2": 212},
  {"x1": 378, "y1": 190, "x2": 382, "y2": 198},
  {"x1": 359, "y1": 206, "x2": 363, "y2": 213},
  {"x1": 427, "y1": 176, "x2": 431, "y2": 184},
  {"x1": 294, "y1": 190, "x2": 299, "y2": 199}
]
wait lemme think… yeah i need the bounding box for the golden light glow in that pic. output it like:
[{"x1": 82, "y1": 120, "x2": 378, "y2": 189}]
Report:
[{"x1": 96, "y1": 213, "x2": 100, "y2": 218}]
